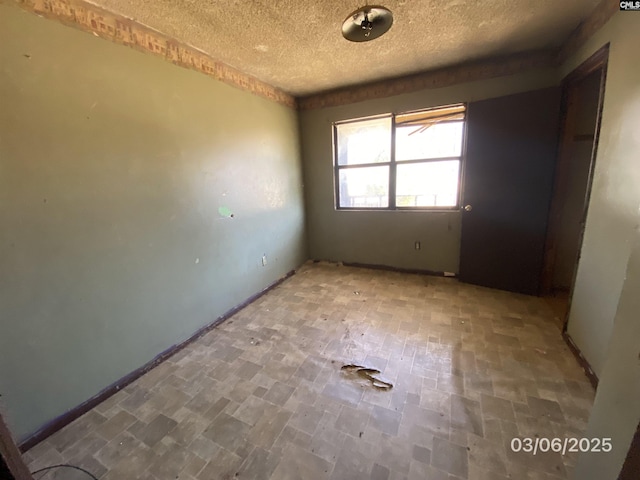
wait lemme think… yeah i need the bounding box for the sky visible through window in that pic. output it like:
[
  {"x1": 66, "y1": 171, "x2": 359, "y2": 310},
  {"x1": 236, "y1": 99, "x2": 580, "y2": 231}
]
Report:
[{"x1": 337, "y1": 117, "x2": 463, "y2": 208}]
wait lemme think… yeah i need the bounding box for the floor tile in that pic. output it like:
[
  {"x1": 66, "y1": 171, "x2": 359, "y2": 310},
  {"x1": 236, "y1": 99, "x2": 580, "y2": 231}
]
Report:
[{"x1": 23, "y1": 263, "x2": 593, "y2": 480}]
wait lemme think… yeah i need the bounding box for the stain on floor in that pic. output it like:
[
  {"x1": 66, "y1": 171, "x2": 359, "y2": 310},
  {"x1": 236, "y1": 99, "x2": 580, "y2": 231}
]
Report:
[{"x1": 23, "y1": 261, "x2": 594, "y2": 480}]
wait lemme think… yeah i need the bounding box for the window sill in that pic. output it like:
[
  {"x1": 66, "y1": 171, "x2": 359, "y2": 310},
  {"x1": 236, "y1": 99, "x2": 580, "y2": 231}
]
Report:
[{"x1": 334, "y1": 207, "x2": 462, "y2": 213}]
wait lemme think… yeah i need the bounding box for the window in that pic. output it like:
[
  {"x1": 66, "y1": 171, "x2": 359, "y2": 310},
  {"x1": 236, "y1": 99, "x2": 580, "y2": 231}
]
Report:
[{"x1": 334, "y1": 104, "x2": 466, "y2": 209}]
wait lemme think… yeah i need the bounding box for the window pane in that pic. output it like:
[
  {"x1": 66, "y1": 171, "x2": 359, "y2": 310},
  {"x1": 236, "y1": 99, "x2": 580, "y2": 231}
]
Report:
[
  {"x1": 396, "y1": 161, "x2": 459, "y2": 207},
  {"x1": 396, "y1": 121, "x2": 463, "y2": 161},
  {"x1": 336, "y1": 117, "x2": 391, "y2": 166},
  {"x1": 338, "y1": 166, "x2": 389, "y2": 208}
]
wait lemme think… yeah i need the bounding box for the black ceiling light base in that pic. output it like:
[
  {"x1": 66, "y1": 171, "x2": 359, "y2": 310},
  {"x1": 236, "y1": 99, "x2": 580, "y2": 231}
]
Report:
[{"x1": 342, "y1": 6, "x2": 393, "y2": 42}]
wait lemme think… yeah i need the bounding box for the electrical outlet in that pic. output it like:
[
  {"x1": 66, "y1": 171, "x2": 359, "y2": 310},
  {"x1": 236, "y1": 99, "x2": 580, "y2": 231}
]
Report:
[
  {"x1": 262, "y1": 255, "x2": 267, "y2": 266},
  {"x1": 415, "y1": 241, "x2": 421, "y2": 250}
]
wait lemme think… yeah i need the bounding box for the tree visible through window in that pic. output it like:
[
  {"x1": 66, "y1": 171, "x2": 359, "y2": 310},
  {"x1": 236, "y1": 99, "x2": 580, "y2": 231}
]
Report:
[{"x1": 334, "y1": 104, "x2": 466, "y2": 209}]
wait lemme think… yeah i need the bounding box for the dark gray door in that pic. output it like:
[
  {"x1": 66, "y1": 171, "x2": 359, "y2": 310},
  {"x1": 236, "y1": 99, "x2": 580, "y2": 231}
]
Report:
[{"x1": 459, "y1": 87, "x2": 561, "y2": 295}]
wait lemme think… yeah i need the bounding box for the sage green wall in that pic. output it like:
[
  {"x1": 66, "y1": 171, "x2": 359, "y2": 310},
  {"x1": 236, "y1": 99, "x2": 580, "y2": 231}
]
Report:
[
  {"x1": 0, "y1": 4, "x2": 306, "y2": 441},
  {"x1": 561, "y1": 12, "x2": 640, "y2": 378},
  {"x1": 300, "y1": 69, "x2": 558, "y2": 273}
]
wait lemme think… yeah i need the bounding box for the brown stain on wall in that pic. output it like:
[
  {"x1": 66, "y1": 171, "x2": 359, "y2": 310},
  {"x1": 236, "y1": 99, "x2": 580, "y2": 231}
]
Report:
[
  {"x1": 298, "y1": 50, "x2": 557, "y2": 110},
  {"x1": 299, "y1": 0, "x2": 617, "y2": 111},
  {"x1": 13, "y1": 0, "x2": 297, "y2": 108},
  {"x1": 11, "y1": 0, "x2": 616, "y2": 110}
]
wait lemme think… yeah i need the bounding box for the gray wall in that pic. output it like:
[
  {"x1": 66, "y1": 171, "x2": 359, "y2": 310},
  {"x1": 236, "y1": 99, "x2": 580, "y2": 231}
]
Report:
[
  {"x1": 0, "y1": 4, "x2": 306, "y2": 441},
  {"x1": 573, "y1": 230, "x2": 640, "y2": 479},
  {"x1": 562, "y1": 13, "x2": 640, "y2": 377},
  {"x1": 300, "y1": 69, "x2": 558, "y2": 273}
]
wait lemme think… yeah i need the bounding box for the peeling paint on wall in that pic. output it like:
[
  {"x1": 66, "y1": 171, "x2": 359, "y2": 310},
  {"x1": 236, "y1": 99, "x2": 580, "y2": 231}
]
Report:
[{"x1": 13, "y1": 0, "x2": 296, "y2": 107}]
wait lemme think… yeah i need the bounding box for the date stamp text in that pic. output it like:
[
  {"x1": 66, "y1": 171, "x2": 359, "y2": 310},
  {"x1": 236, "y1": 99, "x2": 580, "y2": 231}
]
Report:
[{"x1": 511, "y1": 437, "x2": 612, "y2": 455}]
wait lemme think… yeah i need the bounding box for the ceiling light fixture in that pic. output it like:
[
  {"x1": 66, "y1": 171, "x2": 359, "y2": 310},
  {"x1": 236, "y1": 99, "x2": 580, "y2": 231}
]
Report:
[{"x1": 342, "y1": 5, "x2": 393, "y2": 42}]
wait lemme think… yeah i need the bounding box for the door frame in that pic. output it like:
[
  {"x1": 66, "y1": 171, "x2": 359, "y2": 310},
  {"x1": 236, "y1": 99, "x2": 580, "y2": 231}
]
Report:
[
  {"x1": 540, "y1": 44, "x2": 609, "y2": 331},
  {"x1": 0, "y1": 414, "x2": 33, "y2": 480},
  {"x1": 618, "y1": 421, "x2": 640, "y2": 479}
]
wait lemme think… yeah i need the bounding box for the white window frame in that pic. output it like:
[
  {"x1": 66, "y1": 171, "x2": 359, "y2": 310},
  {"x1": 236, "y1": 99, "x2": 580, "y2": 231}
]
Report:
[{"x1": 333, "y1": 104, "x2": 467, "y2": 211}]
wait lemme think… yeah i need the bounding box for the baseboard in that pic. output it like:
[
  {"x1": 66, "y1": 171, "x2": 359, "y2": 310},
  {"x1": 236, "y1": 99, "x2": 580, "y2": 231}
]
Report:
[
  {"x1": 562, "y1": 331, "x2": 599, "y2": 389},
  {"x1": 339, "y1": 261, "x2": 456, "y2": 278},
  {"x1": 18, "y1": 269, "x2": 296, "y2": 453}
]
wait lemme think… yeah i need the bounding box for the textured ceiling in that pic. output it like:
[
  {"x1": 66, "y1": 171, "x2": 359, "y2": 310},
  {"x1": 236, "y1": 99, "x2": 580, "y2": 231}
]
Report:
[{"x1": 87, "y1": 0, "x2": 600, "y2": 96}]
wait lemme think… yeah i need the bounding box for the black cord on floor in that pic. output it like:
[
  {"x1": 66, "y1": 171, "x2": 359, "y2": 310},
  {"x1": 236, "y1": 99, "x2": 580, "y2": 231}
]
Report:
[{"x1": 31, "y1": 464, "x2": 99, "y2": 480}]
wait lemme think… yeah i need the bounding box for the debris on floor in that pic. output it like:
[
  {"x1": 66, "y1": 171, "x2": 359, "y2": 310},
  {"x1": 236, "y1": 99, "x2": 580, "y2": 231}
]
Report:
[{"x1": 340, "y1": 364, "x2": 393, "y2": 390}]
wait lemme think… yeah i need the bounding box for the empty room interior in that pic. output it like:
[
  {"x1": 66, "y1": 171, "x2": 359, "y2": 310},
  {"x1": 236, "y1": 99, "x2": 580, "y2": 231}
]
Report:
[{"x1": 1, "y1": 0, "x2": 640, "y2": 479}]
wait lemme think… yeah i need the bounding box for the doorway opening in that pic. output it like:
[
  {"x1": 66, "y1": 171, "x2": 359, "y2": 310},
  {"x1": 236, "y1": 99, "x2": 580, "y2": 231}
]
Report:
[{"x1": 541, "y1": 45, "x2": 609, "y2": 330}]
